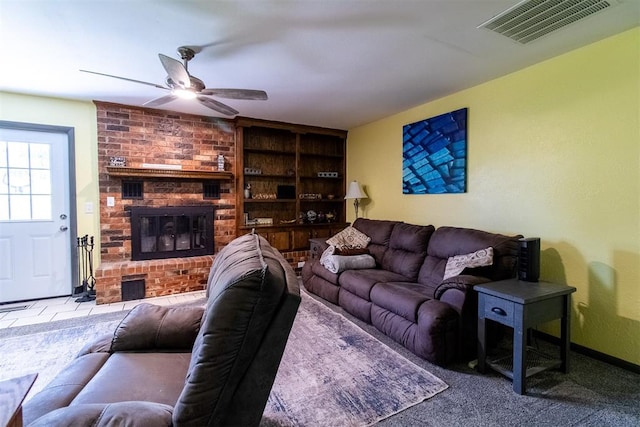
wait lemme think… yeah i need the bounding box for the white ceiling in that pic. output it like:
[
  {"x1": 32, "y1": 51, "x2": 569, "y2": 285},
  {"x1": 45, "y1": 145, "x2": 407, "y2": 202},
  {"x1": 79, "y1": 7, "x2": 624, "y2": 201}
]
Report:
[{"x1": 1, "y1": 1, "x2": 638, "y2": 130}]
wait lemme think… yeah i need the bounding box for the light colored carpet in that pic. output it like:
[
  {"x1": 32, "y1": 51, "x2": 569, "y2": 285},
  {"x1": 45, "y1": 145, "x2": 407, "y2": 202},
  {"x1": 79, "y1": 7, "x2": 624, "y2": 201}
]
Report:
[{"x1": 0, "y1": 291, "x2": 447, "y2": 426}]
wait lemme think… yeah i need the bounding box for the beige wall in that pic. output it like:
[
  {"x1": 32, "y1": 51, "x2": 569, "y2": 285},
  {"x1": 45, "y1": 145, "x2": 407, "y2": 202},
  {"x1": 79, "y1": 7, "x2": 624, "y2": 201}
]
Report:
[
  {"x1": 0, "y1": 92, "x2": 100, "y2": 255},
  {"x1": 346, "y1": 28, "x2": 640, "y2": 365}
]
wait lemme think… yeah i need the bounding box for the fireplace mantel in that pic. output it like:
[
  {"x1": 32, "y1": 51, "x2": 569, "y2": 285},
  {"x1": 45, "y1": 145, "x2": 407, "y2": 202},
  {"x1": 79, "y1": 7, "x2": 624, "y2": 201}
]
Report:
[{"x1": 106, "y1": 166, "x2": 233, "y2": 180}]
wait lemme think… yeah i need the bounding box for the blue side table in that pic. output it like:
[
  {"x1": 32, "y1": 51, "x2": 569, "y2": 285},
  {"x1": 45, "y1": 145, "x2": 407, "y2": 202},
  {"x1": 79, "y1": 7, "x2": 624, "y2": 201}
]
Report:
[{"x1": 476, "y1": 279, "x2": 576, "y2": 394}]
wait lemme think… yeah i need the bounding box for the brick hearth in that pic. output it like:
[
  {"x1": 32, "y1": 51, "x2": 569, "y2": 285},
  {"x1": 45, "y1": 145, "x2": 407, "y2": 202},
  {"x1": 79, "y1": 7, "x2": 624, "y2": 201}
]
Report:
[{"x1": 94, "y1": 102, "x2": 236, "y2": 304}]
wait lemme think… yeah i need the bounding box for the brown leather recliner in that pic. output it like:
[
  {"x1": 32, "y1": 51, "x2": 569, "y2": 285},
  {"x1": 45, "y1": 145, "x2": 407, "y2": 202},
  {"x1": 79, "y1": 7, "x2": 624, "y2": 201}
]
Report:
[{"x1": 23, "y1": 232, "x2": 301, "y2": 426}]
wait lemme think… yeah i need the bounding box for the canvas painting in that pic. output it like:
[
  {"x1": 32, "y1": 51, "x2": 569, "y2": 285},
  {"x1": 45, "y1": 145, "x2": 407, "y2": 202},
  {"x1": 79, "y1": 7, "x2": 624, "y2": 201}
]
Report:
[{"x1": 402, "y1": 108, "x2": 467, "y2": 194}]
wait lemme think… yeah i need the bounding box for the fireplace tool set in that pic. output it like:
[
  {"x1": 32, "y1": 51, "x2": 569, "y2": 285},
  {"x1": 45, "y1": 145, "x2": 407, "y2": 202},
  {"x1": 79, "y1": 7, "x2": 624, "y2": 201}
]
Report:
[{"x1": 74, "y1": 235, "x2": 96, "y2": 303}]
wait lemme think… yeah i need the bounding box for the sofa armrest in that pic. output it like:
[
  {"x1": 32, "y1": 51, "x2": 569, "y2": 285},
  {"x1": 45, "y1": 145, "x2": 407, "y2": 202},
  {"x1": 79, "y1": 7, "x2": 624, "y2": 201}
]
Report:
[
  {"x1": 434, "y1": 274, "x2": 491, "y2": 300},
  {"x1": 77, "y1": 333, "x2": 113, "y2": 356},
  {"x1": 29, "y1": 402, "x2": 173, "y2": 427},
  {"x1": 110, "y1": 303, "x2": 205, "y2": 352}
]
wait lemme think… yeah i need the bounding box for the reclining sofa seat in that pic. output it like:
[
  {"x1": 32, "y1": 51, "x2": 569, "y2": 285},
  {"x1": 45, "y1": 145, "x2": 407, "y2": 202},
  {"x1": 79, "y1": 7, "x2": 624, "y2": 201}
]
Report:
[
  {"x1": 24, "y1": 232, "x2": 301, "y2": 427},
  {"x1": 301, "y1": 218, "x2": 521, "y2": 365}
]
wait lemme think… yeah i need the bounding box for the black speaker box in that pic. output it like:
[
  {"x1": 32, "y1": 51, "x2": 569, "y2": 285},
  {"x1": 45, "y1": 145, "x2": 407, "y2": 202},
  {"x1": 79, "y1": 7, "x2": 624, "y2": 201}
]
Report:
[{"x1": 518, "y1": 237, "x2": 540, "y2": 282}]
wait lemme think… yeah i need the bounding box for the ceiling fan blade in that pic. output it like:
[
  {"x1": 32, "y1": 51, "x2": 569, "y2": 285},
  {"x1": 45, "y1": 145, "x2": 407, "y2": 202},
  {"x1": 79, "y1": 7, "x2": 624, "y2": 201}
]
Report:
[
  {"x1": 197, "y1": 96, "x2": 239, "y2": 116},
  {"x1": 143, "y1": 94, "x2": 178, "y2": 107},
  {"x1": 158, "y1": 54, "x2": 191, "y2": 89},
  {"x1": 200, "y1": 89, "x2": 268, "y2": 100},
  {"x1": 80, "y1": 69, "x2": 167, "y2": 89}
]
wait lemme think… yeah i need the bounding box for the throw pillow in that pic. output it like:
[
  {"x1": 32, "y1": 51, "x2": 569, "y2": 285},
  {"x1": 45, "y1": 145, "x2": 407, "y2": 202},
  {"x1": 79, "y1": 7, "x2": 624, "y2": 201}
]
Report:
[
  {"x1": 326, "y1": 226, "x2": 371, "y2": 249},
  {"x1": 443, "y1": 247, "x2": 494, "y2": 280}
]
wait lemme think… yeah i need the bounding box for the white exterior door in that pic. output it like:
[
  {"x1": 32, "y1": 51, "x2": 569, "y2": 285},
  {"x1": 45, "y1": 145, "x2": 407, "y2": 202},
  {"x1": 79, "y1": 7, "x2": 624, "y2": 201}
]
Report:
[{"x1": 0, "y1": 125, "x2": 74, "y2": 303}]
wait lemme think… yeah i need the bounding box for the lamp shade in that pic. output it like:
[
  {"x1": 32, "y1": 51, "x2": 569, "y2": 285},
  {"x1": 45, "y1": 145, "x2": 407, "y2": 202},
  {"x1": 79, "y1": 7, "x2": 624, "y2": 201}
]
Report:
[{"x1": 345, "y1": 181, "x2": 368, "y2": 200}]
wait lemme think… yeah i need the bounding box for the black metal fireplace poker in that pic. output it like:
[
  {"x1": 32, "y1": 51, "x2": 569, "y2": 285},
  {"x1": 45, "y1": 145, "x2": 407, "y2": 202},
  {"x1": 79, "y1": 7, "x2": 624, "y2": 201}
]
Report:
[{"x1": 75, "y1": 235, "x2": 96, "y2": 303}]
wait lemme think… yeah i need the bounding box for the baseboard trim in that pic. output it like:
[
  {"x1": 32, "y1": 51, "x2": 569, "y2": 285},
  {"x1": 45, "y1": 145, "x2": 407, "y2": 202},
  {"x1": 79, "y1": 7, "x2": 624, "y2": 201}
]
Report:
[{"x1": 532, "y1": 330, "x2": 640, "y2": 374}]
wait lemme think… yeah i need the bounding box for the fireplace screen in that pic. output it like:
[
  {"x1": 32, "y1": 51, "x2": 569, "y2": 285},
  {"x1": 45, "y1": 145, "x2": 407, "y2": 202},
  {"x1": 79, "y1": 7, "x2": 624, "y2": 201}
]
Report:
[{"x1": 130, "y1": 206, "x2": 214, "y2": 261}]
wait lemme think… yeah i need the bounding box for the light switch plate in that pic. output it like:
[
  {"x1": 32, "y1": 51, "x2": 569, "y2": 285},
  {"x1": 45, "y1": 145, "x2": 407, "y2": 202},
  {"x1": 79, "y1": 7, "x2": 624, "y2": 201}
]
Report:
[{"x1": 106, "y1": 196, "x2": 115, "y2": 207}]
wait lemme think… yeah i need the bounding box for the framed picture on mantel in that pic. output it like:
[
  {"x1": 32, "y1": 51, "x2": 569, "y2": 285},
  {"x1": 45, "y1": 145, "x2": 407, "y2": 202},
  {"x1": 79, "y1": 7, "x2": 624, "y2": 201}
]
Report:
[{"x1": 402, "y1": 108, "x2": 467, "y2": 194}]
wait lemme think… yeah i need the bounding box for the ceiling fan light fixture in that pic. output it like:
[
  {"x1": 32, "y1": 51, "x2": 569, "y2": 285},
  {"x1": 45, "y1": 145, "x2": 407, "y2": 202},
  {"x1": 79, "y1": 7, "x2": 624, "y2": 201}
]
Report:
[{"x1": 174, "y1": 88, "x2": 197, "y2": 100}]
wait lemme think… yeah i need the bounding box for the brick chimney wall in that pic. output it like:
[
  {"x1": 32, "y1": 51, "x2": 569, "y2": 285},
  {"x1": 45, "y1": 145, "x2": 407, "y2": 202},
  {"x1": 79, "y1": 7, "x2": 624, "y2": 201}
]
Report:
[{"x1": 93, "y1": 102, "x2": 236, "y2": 304}]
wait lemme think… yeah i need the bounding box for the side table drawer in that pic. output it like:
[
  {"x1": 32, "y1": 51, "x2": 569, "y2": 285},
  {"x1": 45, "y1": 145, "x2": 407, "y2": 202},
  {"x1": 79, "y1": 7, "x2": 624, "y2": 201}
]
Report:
[{"x1": 483, "y1": 295, "x2": 515, "y2": 326}]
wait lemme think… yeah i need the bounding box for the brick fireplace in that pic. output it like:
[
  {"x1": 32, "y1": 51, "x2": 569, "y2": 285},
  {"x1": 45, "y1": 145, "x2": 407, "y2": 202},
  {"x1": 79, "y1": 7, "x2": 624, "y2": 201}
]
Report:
[{"x1": 94, "y1": 102, "x2": 237, "y2": 304}]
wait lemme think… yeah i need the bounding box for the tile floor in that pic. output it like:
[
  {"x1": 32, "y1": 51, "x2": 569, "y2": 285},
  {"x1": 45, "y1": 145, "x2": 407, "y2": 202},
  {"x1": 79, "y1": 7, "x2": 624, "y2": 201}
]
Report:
[{"x1": 0, "y1": 290, "x2": 207, "y2": 329}]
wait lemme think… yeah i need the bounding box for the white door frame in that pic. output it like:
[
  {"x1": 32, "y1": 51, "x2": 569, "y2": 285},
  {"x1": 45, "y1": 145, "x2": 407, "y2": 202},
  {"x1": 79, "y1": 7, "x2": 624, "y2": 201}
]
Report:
[{"x1": 0, "y1": 120, "x2": 78, "y2": 298}]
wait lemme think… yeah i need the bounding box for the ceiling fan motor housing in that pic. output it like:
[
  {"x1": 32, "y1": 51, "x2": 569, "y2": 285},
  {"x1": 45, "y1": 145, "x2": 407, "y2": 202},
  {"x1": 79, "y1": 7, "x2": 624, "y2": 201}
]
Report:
[{"x1": 166, "y1": 75, "x2": 205, "y2": 92}]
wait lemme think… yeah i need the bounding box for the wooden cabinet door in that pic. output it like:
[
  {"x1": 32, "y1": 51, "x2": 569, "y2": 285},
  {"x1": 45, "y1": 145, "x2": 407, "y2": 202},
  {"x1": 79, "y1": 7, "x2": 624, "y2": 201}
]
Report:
[
  {"x1": 267, "y1": 231, "x2": 291, "y2": 251},
  {"x1": 292, "y1": 229, "x2": 312, "y2": 251},
  {"x1": 311, "y1": 227, "x2": 332, "y2": 240}
]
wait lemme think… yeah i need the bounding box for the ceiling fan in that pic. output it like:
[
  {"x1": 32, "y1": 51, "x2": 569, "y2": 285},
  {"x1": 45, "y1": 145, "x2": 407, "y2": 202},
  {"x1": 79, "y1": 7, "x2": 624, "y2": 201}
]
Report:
[{"x1": 80, "y1": 46, "x2": 267, "y2": 116}]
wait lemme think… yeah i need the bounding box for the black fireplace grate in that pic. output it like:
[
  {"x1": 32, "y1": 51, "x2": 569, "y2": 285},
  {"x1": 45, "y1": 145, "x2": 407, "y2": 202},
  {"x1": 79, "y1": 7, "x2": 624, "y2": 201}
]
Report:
[
  {"x1": 130, "y1": 206, "x2": 215, "y2": 261},
  {"x1": 122, "y1": 279, "x2": 145, "y2": 301}
]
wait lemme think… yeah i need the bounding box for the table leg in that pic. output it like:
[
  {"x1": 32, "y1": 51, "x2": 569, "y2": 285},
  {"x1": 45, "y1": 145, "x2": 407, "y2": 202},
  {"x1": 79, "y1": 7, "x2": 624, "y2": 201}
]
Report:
[
  {"x1": 513, "y1": 308, "x2": 527, "y2": 395},
  {"x1": 477, "y1": 318, "x2": 487, "y2": 373},
  {"x1": 560, "y1": 294, "x2": 571, "y2": 373},
  {"x1": 477, "y1": 295, "x2": 487, "y2": 373}
]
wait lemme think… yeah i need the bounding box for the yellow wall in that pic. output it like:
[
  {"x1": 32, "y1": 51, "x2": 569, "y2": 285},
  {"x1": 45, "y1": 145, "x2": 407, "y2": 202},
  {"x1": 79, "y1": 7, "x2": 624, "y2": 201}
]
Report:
[
  {"x1": 0, "y1": 92, "x2": 100, "y2": 255},
  {"x1": 347, "y1": 28, "x2": 640, "y2": 365}
]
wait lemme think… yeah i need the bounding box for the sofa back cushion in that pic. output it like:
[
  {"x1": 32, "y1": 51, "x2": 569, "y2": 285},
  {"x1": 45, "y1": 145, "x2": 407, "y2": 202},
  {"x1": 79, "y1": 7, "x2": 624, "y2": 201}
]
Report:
[
  {"x1": 352, "y1": 218, "x2": 400, "y2": 264},
  {"x1": 418, "y1": 226, "x2": 521, "y2": 288},
  {"x1": 381, "y1": 223, "x2": 435, "y2": 280},
  {"x1": 173, "y1": 232, "x2": 293, "y2": 426}
]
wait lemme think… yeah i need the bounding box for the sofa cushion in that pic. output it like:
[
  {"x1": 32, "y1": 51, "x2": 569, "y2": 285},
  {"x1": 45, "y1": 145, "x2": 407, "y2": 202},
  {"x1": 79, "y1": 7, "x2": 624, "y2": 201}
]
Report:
[
  {"x1": 352, "y1": 218, "x2": 400, "y2": 264},
  {"x1": 418, "y1": 226, "x2": 521, "y2": 287},
  {"x1": 174, "y1": 232, "x2": 287, "y2": 426},
  {"x1": 339, "y1": 269, "x2": 408, "y2": 301},
  {"x1": 370, "y1": 282, "x2": 433, "y2": 323},
  {"x1": 30, "y1": 402, "x2": 174, "y2": 427},
  {"x1": 71, "y1": 353, "x2": 191, "y2": 406},
  {"x1": 381, "y1": 223, "x2": 434, "y2": 280},
  {"x1": 326, "y1": 225, "x2": 371, "y2": 249}
]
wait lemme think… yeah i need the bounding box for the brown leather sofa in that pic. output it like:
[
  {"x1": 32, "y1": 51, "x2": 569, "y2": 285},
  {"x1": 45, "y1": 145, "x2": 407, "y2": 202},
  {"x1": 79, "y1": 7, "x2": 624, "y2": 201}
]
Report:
[
  {"x1": 24, "y1": 232, "x2": 301, "y2": 427},
  {"x1": 302, "y1": 218, "x2": 521, "y2": 366}
]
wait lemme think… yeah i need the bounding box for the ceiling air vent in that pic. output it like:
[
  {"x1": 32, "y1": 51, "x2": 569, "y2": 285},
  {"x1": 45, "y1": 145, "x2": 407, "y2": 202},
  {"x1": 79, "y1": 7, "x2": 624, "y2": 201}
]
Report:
[{"x1": 478, "y1": 0, "x2": 620, "y2": 44}]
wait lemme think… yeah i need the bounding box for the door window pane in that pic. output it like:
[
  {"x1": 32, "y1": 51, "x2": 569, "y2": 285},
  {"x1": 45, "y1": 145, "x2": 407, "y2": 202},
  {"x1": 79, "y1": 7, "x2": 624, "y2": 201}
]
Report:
[
  {"x1": 31, "y1": 170, "x2": 51, "y2": 194},
  {"x1": 31, "y1": 195, "x2": 51, "y2": 220},
  {"x1": 0, "y1": 140, "x2": 52, "y2": 220},
  {"x1": 9, "y1": 195, "x2": 31, "y2": 220},
  {"x1": 0, "y1": 196, "x2": 8, "y2": 220},
  {"x1": 7, "y1": 142, "x2": 29, "y2": 168},
  {"x1": 9, "y1": 169, "x2": 30, "y2": 194},
  {"x1": 30, "y1": 143, "x2": 50, "y2": 169},
  {"x1": 0, "y1": 141, "x2": 6, "y2": 167}
]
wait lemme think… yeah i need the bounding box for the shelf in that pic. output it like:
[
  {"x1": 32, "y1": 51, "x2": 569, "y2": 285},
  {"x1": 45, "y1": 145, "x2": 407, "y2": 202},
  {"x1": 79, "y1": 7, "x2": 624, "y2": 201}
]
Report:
[
  {"x1": 106, "y1": 166, "x2": 233, "y2": 180},
  {"x1": 487, "y1": 347, "x2": 562, "y2": 380},
  {"x1": 300, "y1": 175, "x2": 343, "y2": 180},
  {"x1": 244, "y1": 174, "x2": 296, "y2": 179},
  {"x1": 238, "y1": 222, "x2": 346, "y2": 230},
  {"x1": 244, "y1": 199, "x2": 297, "y2": 203},
  {"x1": 245, "y1": 148, "x2": 296, "y2": 156},
  {"x1": 300, "y1": 152, "x2": 344, "y2": 159}
]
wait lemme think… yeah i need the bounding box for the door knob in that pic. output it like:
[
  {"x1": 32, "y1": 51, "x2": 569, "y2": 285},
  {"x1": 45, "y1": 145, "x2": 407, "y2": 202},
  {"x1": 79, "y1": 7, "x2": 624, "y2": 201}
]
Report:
[{"x1": 60, "y1": 225, "x2": 69, "y2": 231}]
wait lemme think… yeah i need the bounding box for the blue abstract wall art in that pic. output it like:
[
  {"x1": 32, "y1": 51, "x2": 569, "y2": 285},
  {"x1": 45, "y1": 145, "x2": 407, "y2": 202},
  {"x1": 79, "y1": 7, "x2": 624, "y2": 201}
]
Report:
[{"x1": 402, "y1": 108, "x2": 467, "y2": 194}]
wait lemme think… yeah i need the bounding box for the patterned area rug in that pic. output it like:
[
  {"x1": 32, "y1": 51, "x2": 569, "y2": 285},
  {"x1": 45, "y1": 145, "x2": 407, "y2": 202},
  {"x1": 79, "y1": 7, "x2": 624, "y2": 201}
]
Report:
[
  {"x1": 0, "y1": 291, "x2": 447, "y2": 426},
  {"x1": 263, "y1": 292, "x2": 448, "y2": 426}
]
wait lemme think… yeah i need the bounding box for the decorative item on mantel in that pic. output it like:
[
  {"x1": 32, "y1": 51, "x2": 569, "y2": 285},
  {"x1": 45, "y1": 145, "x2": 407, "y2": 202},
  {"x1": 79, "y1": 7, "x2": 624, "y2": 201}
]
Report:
[
  {"x1": 109, "y1": 156, "x2": 126, "y2": 167},
  {"x1": 217, "y1": 154, "x2": 225, "y2": 171},
  {"x1": 345, "y1": 180, "x2": 368, "y2": 218}
]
